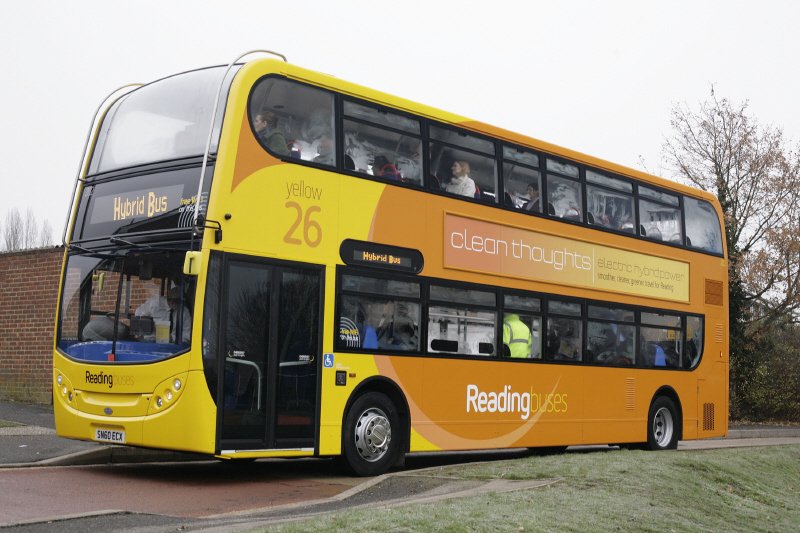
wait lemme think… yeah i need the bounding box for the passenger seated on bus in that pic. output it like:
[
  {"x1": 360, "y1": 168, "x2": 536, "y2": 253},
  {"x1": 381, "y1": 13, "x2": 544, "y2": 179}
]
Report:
[
  {"x1": 372, "y1": 155, "x2": 401, "y2": 180},
  {"x1": 376, "y1": 301, "x2": 418, "y2": 350},
  {"x1": 563, "y1": 203, "x2": 581, "y2": 221},
  {"x1": 360, "y1": 302, "x2": 380, "y2": 349},
  {"x1": 522, "y1": 183, "x2": 540, "y2": 212},
  {"x1": 313, "y1": 133, "x2": 335, "y2": 165},
  {"x1": 254, "y1": 110, "x2": 289, "y2": 156},
  {"x1": 444, "y1": 161, "x2": 477, "y2": 197},
  {"x1": 619, "y1": 216, "x2": 635, "y2": 233},
  {"x1": 287, "y1": 140, "x2": 302, "y2": 159}
]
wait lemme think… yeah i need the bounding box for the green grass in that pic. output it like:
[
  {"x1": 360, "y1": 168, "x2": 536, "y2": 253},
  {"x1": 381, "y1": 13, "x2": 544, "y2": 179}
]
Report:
[
  {"x1": 266, "y1": 445, "x2": 800, "y2": 532},
  {"x1": 0, "y1": 420, "x2": 22, "y2": 428}
]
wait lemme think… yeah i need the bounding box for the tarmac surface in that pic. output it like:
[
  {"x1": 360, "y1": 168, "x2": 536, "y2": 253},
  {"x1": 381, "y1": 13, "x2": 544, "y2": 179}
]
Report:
[{"x1": 1, "y1": 400, "x2": 799, "y2": 531}]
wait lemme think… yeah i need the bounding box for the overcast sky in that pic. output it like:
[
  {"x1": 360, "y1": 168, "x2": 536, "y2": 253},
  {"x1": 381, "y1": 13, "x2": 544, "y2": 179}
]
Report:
[{"x1": 2, "y1": 0, "x2": 799, "y2": 239}]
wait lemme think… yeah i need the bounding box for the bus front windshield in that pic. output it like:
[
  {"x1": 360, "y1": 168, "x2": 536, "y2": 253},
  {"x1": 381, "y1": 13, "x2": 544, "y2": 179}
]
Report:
[{"x1": 57, "y1": 251, "x2": 196, "y2": 363}]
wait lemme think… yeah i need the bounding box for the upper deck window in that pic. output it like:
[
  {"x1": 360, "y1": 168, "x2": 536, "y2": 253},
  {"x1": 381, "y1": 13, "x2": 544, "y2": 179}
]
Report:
[
  {"x1": 503, "y1": 146, "x2": 542, "y2": 212},
  {"x1": 343, "y1": 100, "x2": 422, "y2": 185},
  {"x1": 586, "y1": 170, "x2": 634, "y2": 233},
  {"x1": 684, "y1": 197, "x2": 723, "y2": 254},
  {"x1": 90, "y1": 67, "x2": 237, "y2": 174},
  {"x1": 546, "y1": 159, "x2": 582, "y2": 221},
  {"x1": 249, "y1": 77, "x2": 336, "y2": 166},
  {"x1": 429, "y1": 126, "x2": 497, "y2": 203},
  {"x1": 638, "y1": 186, "x2": 683, "y2": 244}
]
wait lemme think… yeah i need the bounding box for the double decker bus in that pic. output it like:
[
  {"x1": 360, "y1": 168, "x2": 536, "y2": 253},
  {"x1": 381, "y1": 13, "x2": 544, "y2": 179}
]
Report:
[{"x1": 54, "y1": 53, "x2": 728, "y2": 476}]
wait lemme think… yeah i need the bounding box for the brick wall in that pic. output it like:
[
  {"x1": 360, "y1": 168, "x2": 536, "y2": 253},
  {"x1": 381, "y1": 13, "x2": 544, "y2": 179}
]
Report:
[{"x1": 0, "y1": 247, "x2": 64, "y2": 403}]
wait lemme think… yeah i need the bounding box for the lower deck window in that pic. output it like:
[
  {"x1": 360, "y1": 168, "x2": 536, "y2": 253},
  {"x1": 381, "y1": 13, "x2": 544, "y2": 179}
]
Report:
[
  {"x1": 338, "y1": 294, "x2": 420, "y2": 351},
  {"x1": 428, "y1": 306, "x2": 496, "y2": 356}
]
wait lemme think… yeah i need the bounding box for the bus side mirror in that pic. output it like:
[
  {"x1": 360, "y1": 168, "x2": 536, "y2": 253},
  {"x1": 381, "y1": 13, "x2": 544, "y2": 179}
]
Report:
[{"x1": 183, "y1": 251, "x2": 202, "y2": 276}]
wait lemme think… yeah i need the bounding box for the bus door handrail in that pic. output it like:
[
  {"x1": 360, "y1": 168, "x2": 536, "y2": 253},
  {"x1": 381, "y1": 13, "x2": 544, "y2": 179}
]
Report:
[
  {"x1": 225, "y1": 357, "x2": 263, "y2": 410},
  {"x1": 62, "y1": 84, "x2": 143, "y2": 246},
  {"x1": 193, "y1": 49, "x2": 287, "y2": 230}
]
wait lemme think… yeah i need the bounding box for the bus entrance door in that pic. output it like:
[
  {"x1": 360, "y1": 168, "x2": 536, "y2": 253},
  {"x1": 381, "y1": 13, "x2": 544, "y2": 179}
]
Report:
[{"x1": 219, "y1": 259, "x2": 322, "y2": 450}]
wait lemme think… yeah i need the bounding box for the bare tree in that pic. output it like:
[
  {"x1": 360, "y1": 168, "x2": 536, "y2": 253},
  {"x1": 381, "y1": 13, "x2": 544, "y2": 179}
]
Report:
[
  {"x1": 38, "y1": 219, "x2": 54, "y2": 247},
  {"x1": 663, "y1": 92, "x2": 800, "y2": 325},
  {"x1": 2, "y1": 208, "x2": 55, "y2": 251},
  {"x1": 3, "y1": 208, "x2": 24, "y2": 251},
  {"x1": 22, "y1": 208, "x2": 38, "y2": 249}
]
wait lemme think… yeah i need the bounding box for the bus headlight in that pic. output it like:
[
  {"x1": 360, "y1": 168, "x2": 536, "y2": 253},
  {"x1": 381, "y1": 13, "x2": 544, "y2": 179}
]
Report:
[
  {"x1": 148, "y1": 372, "x2": 188, "y2": 414},
  {"x1": 54, "y1": 370, "x2": 74, "y2": 403}
]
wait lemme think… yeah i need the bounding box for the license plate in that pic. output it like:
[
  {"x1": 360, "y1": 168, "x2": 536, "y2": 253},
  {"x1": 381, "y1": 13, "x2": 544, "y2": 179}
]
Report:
[{"x1": 94, "y1": 428, "x2": 126, "y2": 444}]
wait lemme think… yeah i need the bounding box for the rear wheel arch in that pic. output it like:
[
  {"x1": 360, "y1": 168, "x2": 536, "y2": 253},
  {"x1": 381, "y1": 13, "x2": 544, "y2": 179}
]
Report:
[{"x1": 650, "y1": 386, "x2": 683, "y2": 441}]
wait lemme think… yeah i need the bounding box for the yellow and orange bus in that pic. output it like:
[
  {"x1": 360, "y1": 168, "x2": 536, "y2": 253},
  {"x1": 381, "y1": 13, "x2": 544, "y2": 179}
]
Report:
[{"x1": 54, "y1": 54, "x2": 728, "y2": 476}]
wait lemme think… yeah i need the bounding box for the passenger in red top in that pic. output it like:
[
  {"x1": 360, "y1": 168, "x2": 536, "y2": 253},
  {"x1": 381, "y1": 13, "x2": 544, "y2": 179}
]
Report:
[{"x1": 372, "y1": 155, "x2": 402, "y2": 180}]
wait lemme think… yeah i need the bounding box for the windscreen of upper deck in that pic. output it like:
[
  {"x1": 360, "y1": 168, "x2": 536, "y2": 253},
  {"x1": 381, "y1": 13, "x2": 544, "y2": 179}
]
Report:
[
  {"x1": 89, "y1": 66, "x2": 239, "y2": 175},
  {"x1": 70, "y1": 66, "x2": 240, "y2": 244}
]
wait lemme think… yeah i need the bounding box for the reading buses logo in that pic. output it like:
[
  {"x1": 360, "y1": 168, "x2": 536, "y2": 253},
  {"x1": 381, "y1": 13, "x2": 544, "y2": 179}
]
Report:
[
  {"x1": 466, "y1": 384, "x2": 568, "y2": 420},
  {"x1": 84, "y1": 371, "x2": 134, "y2": 389},
  {"x1": 85, "y1": 370, "x2": 113, "y2": 389}
]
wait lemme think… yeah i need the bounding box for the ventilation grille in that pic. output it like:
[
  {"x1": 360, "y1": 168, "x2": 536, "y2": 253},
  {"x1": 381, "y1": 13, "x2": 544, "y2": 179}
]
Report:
[
  {"x1": 705, "y1": 279, "x2": 724, "y2": 306},
  {"x1": 625, "y1": 378, "x2": 636, "y2": 410},
  {"x1": 703, "y1": 403, "x2": 715, "y2": 431},
  {"x1": 715, "y1": 323, "x2": 724, "y2": 344}
]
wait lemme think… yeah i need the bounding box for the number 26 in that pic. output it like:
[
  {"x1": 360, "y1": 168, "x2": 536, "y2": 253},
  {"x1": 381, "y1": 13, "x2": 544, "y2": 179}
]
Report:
[{"x1": 284, "y1": 202, "x2": 322, "y2": 247}]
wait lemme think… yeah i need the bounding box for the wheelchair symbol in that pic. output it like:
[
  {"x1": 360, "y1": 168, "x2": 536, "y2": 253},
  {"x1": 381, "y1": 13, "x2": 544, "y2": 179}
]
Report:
[{"x1": 323, "y1": 353, "x2": 334, "y2": 368}]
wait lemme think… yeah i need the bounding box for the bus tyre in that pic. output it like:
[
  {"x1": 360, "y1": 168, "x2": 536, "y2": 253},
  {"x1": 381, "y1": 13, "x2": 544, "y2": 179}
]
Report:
[
  {"x1": 647, "y1": 396, "x2": 679, "y2": 450},
  {"x1": 343, "y1": 392, "x2": 401, "y2": 476}
]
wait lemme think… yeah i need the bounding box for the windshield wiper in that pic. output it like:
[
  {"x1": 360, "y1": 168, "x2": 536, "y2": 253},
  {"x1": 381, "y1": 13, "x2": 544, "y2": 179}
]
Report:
[
  {"x1": 109, "y1": 237, "x2": 152, "y2": 249},
  {"x1": 68, "y1": 243, "x2": 117, "y2": 258}
]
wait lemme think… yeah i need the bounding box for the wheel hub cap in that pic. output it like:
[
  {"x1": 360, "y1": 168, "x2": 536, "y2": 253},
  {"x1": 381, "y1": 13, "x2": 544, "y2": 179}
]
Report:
[{"x1": 354, "y1": 408, "x2": 391, "y2": 462}]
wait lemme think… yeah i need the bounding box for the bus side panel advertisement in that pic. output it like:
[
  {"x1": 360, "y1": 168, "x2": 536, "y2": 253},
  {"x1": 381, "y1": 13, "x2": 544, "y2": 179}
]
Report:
[
  {"x1": 443, "y1": 213, "x2": 689, "y2": 303},
  {"x1": 375, "y1": 356, "x2": 583, "y2": 450}
]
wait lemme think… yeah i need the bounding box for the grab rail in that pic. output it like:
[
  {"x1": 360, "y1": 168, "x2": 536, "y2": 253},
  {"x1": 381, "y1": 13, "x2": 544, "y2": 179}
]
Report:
[{"x1": 193, "y1": 50, "x2": 287, "y2": 229}]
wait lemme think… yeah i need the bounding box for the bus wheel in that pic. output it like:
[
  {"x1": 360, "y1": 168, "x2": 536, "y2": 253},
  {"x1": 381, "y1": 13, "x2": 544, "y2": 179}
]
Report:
[
  {"x1": 343, "y1": 392, "x2": 401, "y2": 476},
  {"x1": 647, "y1": 396, "x2": 679, "y2": 450}
]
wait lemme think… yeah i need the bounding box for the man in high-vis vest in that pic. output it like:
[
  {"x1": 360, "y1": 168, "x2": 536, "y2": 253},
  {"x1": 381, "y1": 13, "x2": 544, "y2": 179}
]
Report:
[{"x1": 503, "y1": 313, "x2": 532, "y2": 358}]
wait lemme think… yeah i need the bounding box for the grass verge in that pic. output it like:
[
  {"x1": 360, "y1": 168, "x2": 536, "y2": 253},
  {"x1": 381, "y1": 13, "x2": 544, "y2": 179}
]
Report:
[{"x1": 268, "y1": 445, "x2": 800, "y2": 532}]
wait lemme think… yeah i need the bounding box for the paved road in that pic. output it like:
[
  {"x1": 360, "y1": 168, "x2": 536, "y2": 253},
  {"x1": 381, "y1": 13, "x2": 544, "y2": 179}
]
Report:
[
  {"x1": 2, "y1": 436, "x2": 799, "y2": 531},
  {"x1": 0, "y1": 459, "x2": 361, "y2": 525}
]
